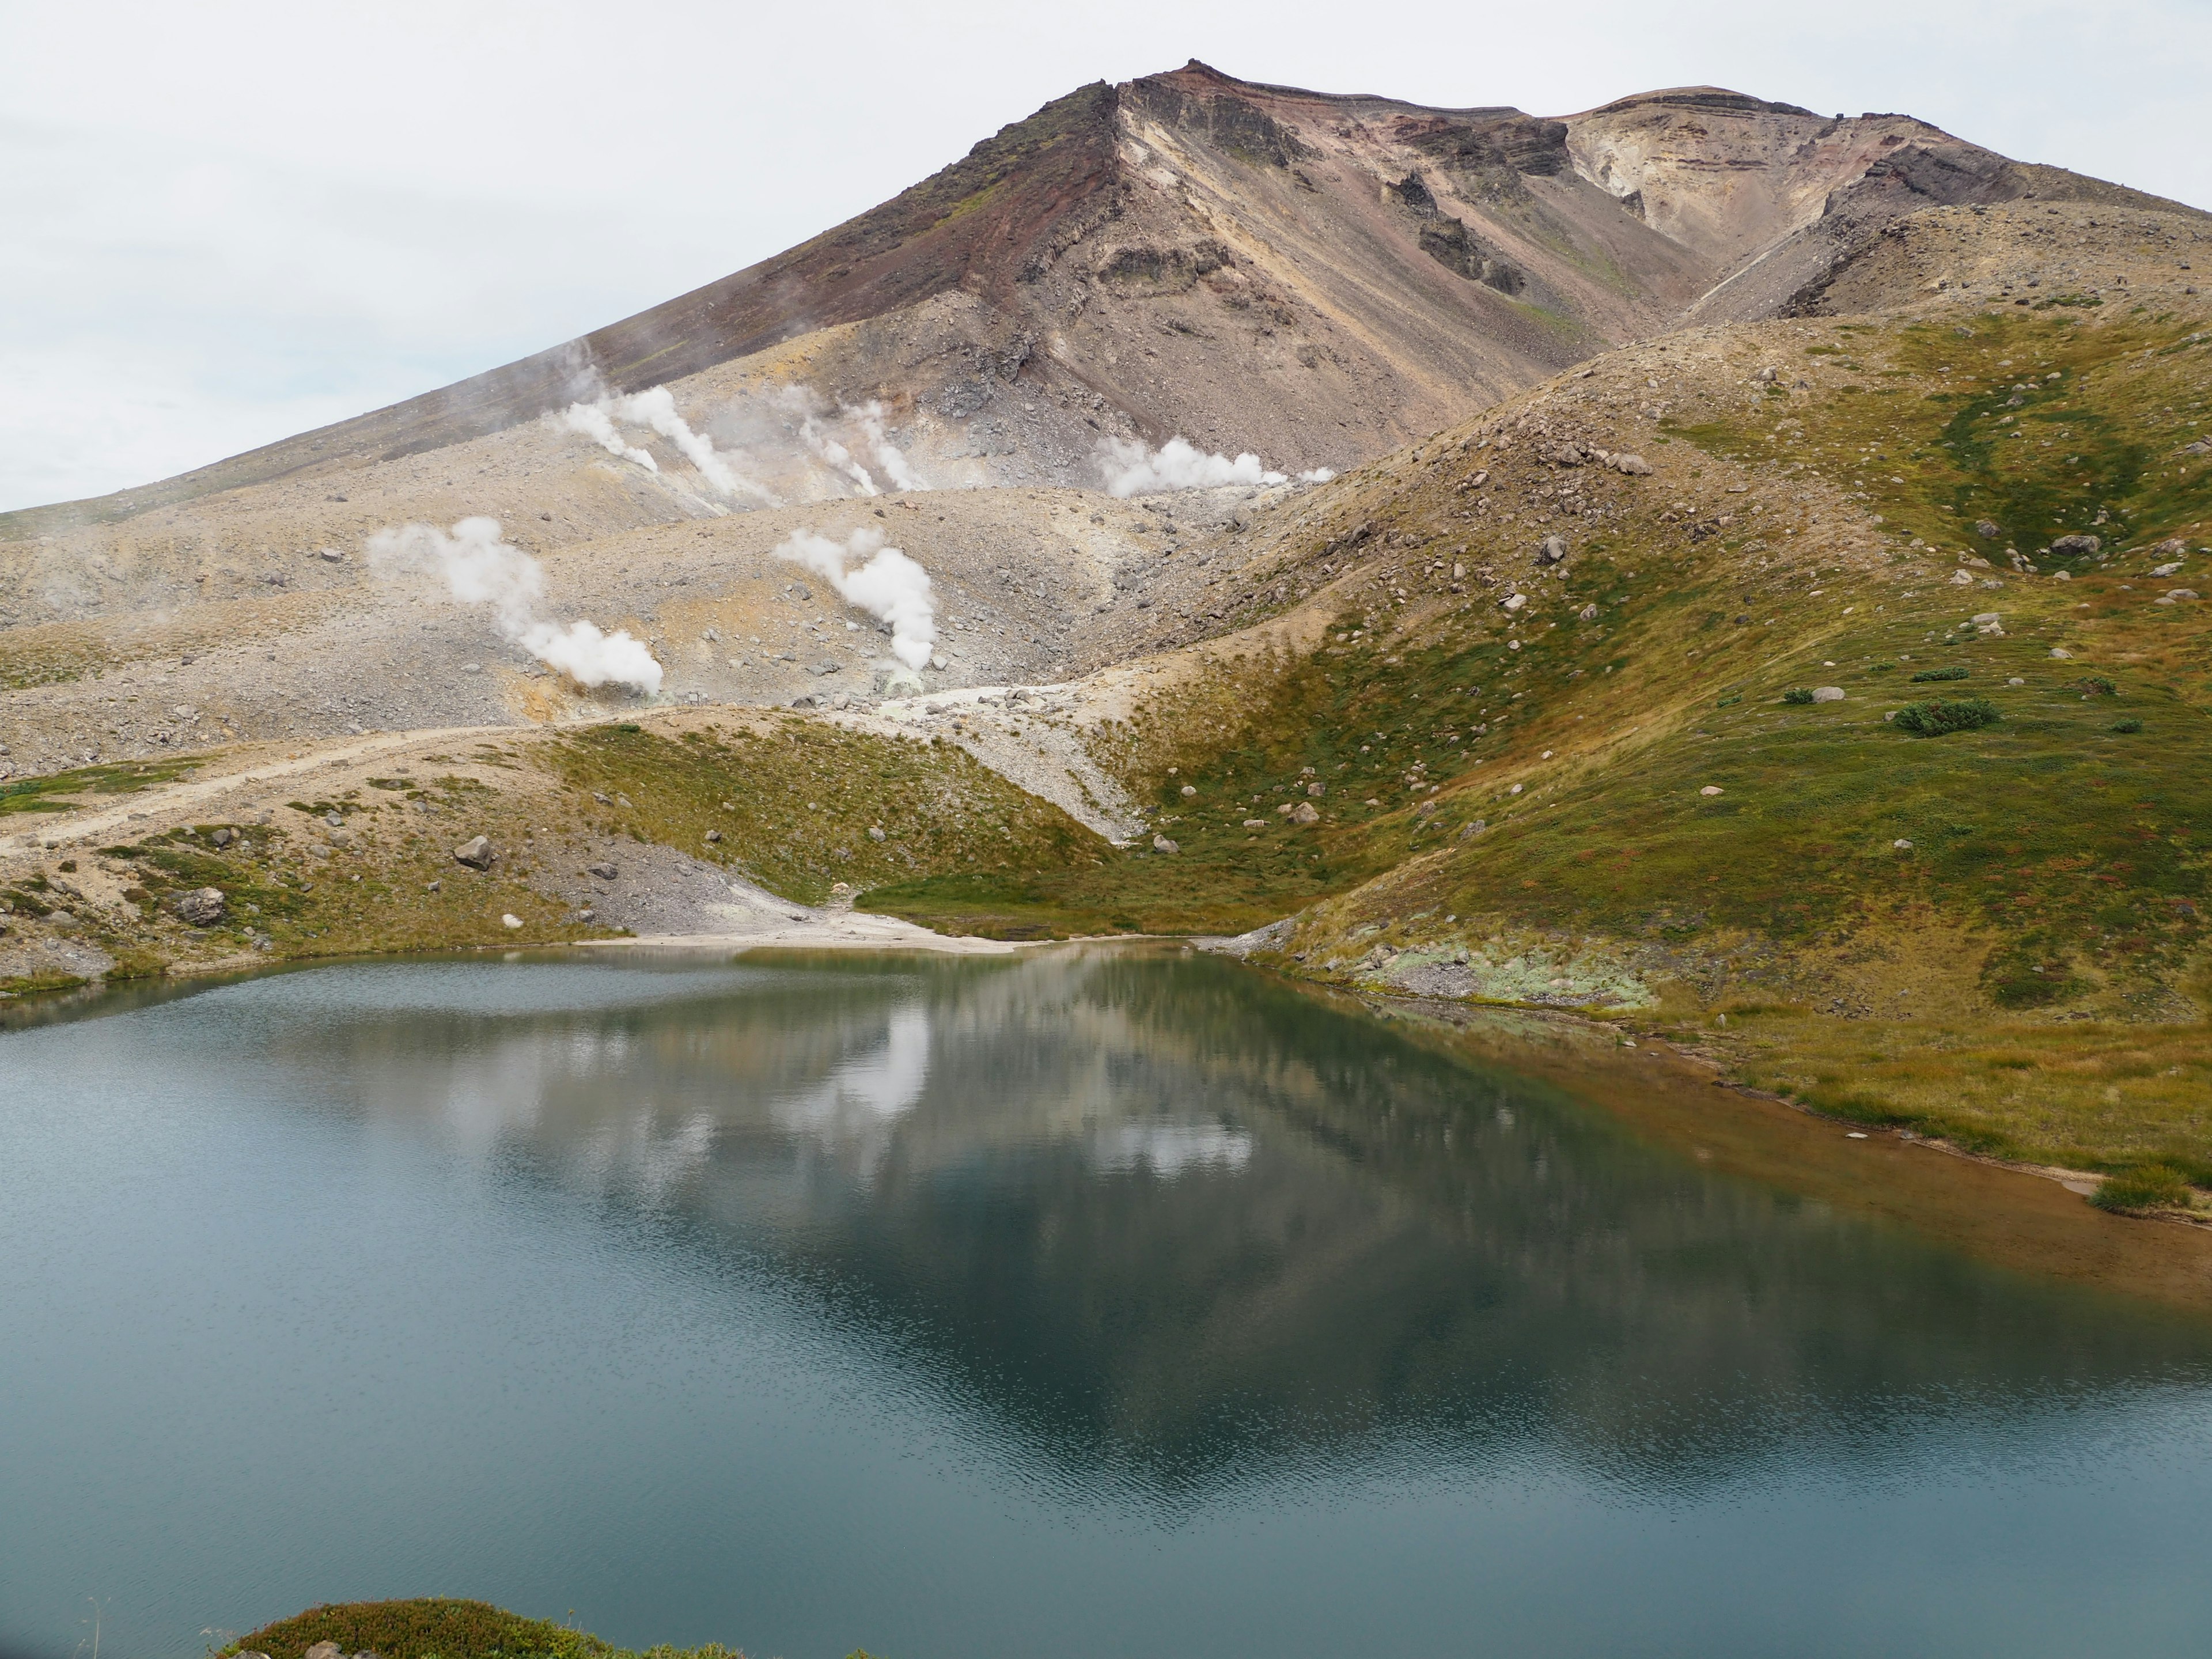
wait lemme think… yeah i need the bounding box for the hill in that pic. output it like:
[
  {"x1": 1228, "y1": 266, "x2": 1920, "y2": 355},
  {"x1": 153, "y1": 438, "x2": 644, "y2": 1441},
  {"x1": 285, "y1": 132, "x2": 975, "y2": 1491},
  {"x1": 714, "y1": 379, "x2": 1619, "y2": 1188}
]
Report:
[{"x1": 2, "y1": 69, "x2": 2210, "y2": 1218}]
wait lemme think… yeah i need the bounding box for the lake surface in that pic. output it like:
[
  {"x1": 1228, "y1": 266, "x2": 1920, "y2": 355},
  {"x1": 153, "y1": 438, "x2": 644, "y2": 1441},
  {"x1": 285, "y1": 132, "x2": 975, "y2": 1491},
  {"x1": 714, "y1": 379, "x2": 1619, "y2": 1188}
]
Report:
[{"x1": 6, "y1": 949, "x2": 2212, "y2": 1659}]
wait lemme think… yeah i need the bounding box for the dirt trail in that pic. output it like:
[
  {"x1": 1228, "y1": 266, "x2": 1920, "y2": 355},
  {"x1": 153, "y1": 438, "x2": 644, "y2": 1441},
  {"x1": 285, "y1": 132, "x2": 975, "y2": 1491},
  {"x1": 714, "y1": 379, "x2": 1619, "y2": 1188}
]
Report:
[{"x1": 13, "y1": 726, "x2": 508, "y2": 852}]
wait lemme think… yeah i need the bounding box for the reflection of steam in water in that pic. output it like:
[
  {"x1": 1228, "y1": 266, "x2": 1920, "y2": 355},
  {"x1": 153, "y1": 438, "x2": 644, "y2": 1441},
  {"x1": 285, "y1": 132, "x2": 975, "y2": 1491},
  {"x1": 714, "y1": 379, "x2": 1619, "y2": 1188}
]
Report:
[
  {"x1": 1090, "y1": 1120, "x2": 1251, "y2": 1176},
  {"x1": 773, "y1": 1002, "x2": 931, "y2": 1182},
  {"x1": 270, "y1": 951, "x2": 2212, "y2": 1507}
]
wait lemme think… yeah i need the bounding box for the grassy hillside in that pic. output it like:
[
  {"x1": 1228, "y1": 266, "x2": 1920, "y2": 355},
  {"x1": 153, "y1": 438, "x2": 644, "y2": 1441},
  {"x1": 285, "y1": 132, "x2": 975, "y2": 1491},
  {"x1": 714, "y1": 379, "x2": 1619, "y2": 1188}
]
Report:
[{"x1": 868, "y1": 299, "x2": 2212, "y2": 1195}]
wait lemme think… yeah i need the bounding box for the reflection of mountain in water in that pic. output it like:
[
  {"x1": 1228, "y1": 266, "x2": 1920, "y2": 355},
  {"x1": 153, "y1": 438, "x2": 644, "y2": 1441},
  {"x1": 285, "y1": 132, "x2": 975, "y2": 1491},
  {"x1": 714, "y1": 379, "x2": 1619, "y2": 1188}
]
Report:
[{"x1": 306, "y1": 951, "x2": 2212, "y2": 1503}]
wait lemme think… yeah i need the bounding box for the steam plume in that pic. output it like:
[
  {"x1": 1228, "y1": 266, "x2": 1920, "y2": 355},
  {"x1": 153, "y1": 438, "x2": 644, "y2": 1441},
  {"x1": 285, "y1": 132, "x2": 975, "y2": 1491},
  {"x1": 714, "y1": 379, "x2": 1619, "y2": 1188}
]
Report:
[
  {"x1": 1099, "y1": 436, "x2": 1332, "y2": 496},
  {"x1": 798, "y1": 411, "x2": 879, "y2": 495},
  {"x1": 775, "y1": 528, "x2": 937, "y2": 677},
  {"x1": 369, "y1": 516, "x2": 664, "y2": 694},
  {"x1": 853, "y1": 400, "x2": 930, "y2": 492},
  {"x1": 611, "y1": 387, "x2": 774, "y2": 502},
  {"x1": 559, "y1": 403, "x2": 658, "y2": 471}
]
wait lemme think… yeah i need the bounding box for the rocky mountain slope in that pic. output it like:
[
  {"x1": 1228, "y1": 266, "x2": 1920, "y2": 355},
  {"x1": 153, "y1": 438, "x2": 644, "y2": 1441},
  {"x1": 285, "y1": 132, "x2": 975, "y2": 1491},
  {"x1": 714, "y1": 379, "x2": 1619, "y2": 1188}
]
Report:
[
  {"x1": 6, "y1": 65, "x2": 2184, "y2": 548},
  {"x1": 4, "y1": 69, "x2": 2211, "y2": 1217}
]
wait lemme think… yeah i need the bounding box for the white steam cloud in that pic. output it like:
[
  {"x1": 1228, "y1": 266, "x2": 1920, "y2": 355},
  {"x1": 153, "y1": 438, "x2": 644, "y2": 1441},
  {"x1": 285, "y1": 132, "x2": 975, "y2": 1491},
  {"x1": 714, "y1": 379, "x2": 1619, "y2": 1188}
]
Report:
[
  {"x1": 853, "y1": 400, "x2": 930, "y2": 493},
  {"x1": 555, "y1": 385, "x2": 774, "y2": 503},
  {"x1": 775, "y1": 527, "x2": 937, "y2": 677},
  {"x1": 611, "y1": 387, "x2": 774, "y2": 502},
  {"x1": 369, "y1": 516, "x2": 664, "y2": 694},
  {"x1": 559, "y1": 403, "x2": 657, "y2": 471},
  {"x1": 1099, "y1": 436, "x2": 1333, "y2": 496}
]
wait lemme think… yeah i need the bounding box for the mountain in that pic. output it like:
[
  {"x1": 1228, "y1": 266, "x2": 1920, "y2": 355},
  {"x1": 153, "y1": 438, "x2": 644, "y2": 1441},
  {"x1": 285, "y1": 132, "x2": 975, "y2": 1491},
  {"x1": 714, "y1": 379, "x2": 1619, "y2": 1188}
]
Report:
[
  {"x1": 3, "y1": 62, "x2": 2183, "y2": 543},
  {"x1": 3, "y1": 64, "x2": 2210, "y2": 1220}
]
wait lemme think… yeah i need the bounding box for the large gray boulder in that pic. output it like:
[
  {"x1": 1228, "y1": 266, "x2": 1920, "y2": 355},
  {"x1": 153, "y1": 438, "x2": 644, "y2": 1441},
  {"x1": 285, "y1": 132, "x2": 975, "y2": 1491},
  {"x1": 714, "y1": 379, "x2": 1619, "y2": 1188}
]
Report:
[
  {"x1": 453, "y1": 835, "x2": 494, "y2": 870},
  {"x1": 174, "y1": 887, "x2": 226, "y2": 926}
]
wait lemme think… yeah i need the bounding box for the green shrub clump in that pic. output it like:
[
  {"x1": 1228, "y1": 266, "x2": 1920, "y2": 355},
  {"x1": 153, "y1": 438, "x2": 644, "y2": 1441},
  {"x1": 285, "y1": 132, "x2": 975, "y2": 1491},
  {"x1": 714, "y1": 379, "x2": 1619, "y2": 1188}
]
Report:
[
  {"x1": 2089, "y1": 1164, "x2": 2194, "y2": 1214},
  {"x1": 2112, "y1": 718, "x2": 2145, "y2": 734},
  {"x1": 224, "y1": 1599, "x2": 748, "y2": 1659},
  {"x1": 2075, "y1": 676, "x2": 2118, "y2": 696},
  {"x1": 1909, "y1": 664, "x2": 1971, "y2": 683},
  {"x1": 1781, "y1": 687, "x2": 1815, "y2": 705},
  {"x1": 1894, "y1": 698, "x2": 2001, "y2": 737}
]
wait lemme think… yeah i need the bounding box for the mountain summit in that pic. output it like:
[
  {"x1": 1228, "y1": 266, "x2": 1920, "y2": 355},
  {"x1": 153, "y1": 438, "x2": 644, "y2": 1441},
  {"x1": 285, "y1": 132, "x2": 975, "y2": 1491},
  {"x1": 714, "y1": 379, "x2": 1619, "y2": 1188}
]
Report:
[{"x1": 10, "y1": 62, "x2": 2183, "y2": 533}]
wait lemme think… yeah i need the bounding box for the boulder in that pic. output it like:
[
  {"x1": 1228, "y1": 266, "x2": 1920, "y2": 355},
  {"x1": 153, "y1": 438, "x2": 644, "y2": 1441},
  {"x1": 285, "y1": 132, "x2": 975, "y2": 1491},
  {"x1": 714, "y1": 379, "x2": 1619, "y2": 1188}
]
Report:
[
  {"x1": 704, "y1": 829, "x2": 723, "y2": 843},
  {"x1": 1812, "y1": 687, "x2": 1846, "y2": 702},
  {"x1": 453, "y1": 835, "x2": 494, "y2": 870},
  {"x1": 1535, "y1": 535, "x2": 1568, "y2": 566},
  {"x1": 1180, "y1": 784, "x2": 1197, "y2": 797},
  {"x1": 304, "y1": 1643, "x2": 343, "y2": 1659},
  {"x1": 1612, "y1": 453, "x2": 1652, "y2": 476},
  {"x1": 1306, "y1": 781, "x2": 1325, "y2": 797},
  {"x1": 1152, "y1": 834, "x2": 1180, "y2": 854},
  {"x1": 1291, "y1": 801, "x2": 1320, "y2": 825},
  {"x1": 174, "y1": 887, "x2": 226, "y2": 926},
  {"x1": 1974, "y1": 519, "x2": 2002, "y2": 538},
  {"x1": 501, "y1": 914, "x2": 523, "y2": 930},
  {"x1": 588, "y1": 862, "x2": 618, "y2": 880},
  {"x1": 2050, "y1": 533, "x2": 2102, "y2": 557},
  {"x1": 1243, "y1": 818, "x2": 1267, "y2": 830}
]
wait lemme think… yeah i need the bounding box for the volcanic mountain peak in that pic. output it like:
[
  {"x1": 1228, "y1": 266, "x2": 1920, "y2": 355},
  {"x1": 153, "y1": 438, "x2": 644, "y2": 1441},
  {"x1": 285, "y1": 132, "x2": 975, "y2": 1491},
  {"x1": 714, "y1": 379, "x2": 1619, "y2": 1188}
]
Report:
[{"x1": 6, "y1": 61, "x2": 2199, "y2": 546}]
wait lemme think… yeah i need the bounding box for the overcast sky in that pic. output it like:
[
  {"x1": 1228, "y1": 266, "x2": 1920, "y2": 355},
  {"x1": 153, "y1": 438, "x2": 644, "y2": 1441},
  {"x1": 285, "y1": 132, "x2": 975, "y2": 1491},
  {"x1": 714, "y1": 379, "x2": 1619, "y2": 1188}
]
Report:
[{"x1": 4, "y1": 0, "x2": 2208, "y2": 512}]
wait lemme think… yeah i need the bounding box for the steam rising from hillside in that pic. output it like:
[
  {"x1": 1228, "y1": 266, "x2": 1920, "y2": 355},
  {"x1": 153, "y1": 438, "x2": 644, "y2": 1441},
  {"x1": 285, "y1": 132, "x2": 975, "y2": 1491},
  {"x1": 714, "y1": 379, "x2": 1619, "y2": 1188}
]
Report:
[
  {"x1": 775, "y1": 528, "x2": 937, "y2": 679},
  {"x1": 612, "y1": 387, "x2": 774, "y2": 502},
  {"x1": 1100, "y1": 436, "x2": 1332, "y2": 496},
  {"x1": 853, "y1": 400, "x2": 930, "y2": 493},
  {"x1": 555, "y1": 387, "x2": 773, "y2": 503},
  {"x1": 368, "y1": 516, "x2": 664, "y2": 694},
  {"x1": 558, "y1": 403, "x2": 658, "y2": 471}
]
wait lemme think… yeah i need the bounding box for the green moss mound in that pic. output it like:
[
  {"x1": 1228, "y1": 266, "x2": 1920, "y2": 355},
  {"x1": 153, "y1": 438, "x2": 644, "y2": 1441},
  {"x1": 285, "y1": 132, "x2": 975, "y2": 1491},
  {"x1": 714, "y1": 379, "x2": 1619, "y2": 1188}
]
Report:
[
  {"x1": 1893, "y1": 697, "x2": 2001, "y2": 737},
  {"x1": 226, "y1": 1600, "x2": 605, "y2": 1659},
  {"x1": 224, "y1": 1599, "x2": 749, "y2": 1659}
]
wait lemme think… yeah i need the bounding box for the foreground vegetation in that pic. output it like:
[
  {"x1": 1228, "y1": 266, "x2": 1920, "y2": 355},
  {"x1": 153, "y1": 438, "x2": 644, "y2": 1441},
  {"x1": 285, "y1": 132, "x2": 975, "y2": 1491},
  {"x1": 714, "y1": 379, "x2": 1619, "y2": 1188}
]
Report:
[{"x1": 221, "y1": 1598, "x2": 760, "y2": 1659}]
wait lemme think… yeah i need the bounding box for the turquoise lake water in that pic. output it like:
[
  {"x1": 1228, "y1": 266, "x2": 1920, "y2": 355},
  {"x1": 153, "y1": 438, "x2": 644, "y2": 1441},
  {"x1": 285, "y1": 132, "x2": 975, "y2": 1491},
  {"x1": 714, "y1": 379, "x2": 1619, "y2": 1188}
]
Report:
[{"x1": 5, "y1": 949, "x2": 2212, "y2": 1658}]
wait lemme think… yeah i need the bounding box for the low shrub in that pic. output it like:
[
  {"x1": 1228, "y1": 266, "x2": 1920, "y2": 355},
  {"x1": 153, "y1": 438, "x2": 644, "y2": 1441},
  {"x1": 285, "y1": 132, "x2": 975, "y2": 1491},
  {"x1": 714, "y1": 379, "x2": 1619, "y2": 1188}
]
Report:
[
  {"x1": 1894, "y1": 698, "x2": 2001, "y2": 736},
  {"x1": 2112, "y1": 717, "x2": 2144, "y2": 733},
  {"x1": 2089, "y1": 1163, "x2": 2193, "y2": 1214},
  {"x1": 2074, "y1": 675, "x2": 2118, "y2": 696},
  {"x1": 1781, "y1": 687, "x2": 1815, "y2": 705},
  {"x1": 224, "y1": 1600, "x2": 745, "y2": 1659},
  {"x1": 1909, "y1": 664, "x2": 1970, "y2": 683}
]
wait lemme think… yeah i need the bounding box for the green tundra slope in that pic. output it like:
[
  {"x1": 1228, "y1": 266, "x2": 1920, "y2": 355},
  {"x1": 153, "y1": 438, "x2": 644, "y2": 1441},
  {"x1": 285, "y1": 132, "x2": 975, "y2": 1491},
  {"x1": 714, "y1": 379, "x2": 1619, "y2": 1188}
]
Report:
[{"x1": 869, "y1": 291, "x2": 2212, "y2": 1196}]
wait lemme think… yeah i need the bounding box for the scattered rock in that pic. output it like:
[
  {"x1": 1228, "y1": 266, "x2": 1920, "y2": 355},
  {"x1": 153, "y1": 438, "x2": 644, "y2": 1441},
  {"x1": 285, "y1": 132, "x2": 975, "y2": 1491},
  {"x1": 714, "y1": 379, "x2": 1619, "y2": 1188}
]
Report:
[
  {"x1": 1180, "y1": 784, "x2": 1197, "y2": 797},
  {"x1": 1291, "y1": 801, "x2": 1320, "y2": 824},
  {"x1": 1501, "y1": 592, "x2": 1528, "y2": 612},
  {"x1": 501, "y1": 914, "x2": 523, "y2": 929},
  {"x1": 1578, "y1": 604, "x2": 1599, "y2": 621},
  {"x1": 1306, "y1": 781, "x2": 1325, "y2": 797},
  {"x1": 704, "y1": 828, "x2": 723, "y2": 843},
  {"x1": 1894, "y1": 839, "x2": 1914, "y2": 850},
  {"x1": 868, "y1": 827, "x2": 886, "y2": 842},
  {"x1": 453, "y1": 835, "x2": 494, "y2": 870},
  {"x1": 1535, "y1": 535, "x2": 1567, "y2": 566},
  {"x1": 304, "y1": 1643, "x2": 343, "y2": 1659},
  {"x1": 2050, "y1": 533, "x2": 2101, "y2": 557},
  {"x1": 588, "y1": 862, "x2": 618, "y2": 880},
  {"x1": 1974, "y1": 519, "x2": 2002, "y2": 538},
  {"x1": 1612, "y1": 453, "x2": 1652, "y2": 475},
  {"x1": 1243, "y1": 817, "x2": 1267, "y2": 830},
  {"x1": 174, "y1": 887, "x2": 226, "y2": 926},
  {"x1": 1811, "y1": 686, "x2": 1845, "y2": 702},
  {"x1": 1152, "y1": 834, "x2": 1180, "y2": 854},
  {"x1": 1700, "y1": 785, "x2": 1724, "y2": 797},
  {"x1": 319, "y1": 547, "x2": 345, "y2": 562},
  {"x1": 1457, "y1": 819, "x2": 1486, "y2": 840}
]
